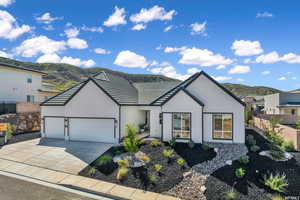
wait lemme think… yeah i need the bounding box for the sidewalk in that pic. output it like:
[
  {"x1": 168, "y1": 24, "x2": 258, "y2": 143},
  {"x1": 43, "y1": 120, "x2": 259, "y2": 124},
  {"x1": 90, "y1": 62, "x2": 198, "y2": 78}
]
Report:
[{"x1": 0, "y1": 158, "x2": 179, "y2": 200}]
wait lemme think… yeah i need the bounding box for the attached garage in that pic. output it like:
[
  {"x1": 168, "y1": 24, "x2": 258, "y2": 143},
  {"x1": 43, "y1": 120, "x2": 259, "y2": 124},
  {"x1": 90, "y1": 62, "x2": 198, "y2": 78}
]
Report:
[
  {"x1": 68, "y1": 118, "x2": 116, "y2": 143},
  {"x1": 44, "y1": 117, "x2": 65, "y2": 139}
]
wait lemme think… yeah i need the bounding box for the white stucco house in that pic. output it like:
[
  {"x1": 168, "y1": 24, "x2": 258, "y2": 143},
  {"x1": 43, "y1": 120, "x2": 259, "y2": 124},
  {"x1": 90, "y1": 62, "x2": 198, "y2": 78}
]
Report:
[{"x1": 41, "y1": 71, "x2": 245, "y2": 144}]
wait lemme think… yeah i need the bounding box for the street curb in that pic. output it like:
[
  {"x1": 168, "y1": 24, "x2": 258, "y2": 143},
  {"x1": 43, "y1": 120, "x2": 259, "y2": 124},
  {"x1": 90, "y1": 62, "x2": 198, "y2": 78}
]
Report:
[{"x1": 0, "y1": 170, "x2": 114, "y2": 200}]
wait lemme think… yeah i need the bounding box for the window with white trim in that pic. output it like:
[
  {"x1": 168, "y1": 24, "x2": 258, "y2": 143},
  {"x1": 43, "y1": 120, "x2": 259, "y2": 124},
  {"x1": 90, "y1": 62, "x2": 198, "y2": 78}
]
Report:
[
  {"x1": 213, "y1": 114, "x2": 233, "y2": 140},
  {"x1": 172, "y1": 113, "x2": 191, "y2": 139}
]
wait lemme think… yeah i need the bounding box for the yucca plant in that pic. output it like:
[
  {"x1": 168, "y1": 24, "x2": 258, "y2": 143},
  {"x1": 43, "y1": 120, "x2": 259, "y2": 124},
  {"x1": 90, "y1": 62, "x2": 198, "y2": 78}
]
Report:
[
  {"x1": 140, "y1": 155, "x2": 151, "y2": 163},
  {"x1": 163, "y1": 149, "x2": 174, "y2": 163},
  {"x1": 117, "y1": 167, "x2": 129, "y2": 181},
  {"x1": 263, "y1": 172, "x2": 288, "y2": 193},
  {"x1": 88, "y1": 167, "x2": 97, "y2": 177},
  {"x1": 154, "y1": 164, "x2": 162, "y2": 172},
  {"x1": 150, "y1": 140, "x2": 161, "y2": 147},
  {"x1": 235, "y1": 168, "x2": 245, "y2": 179},
  {"x1": 117, "y1": 159, "x2": 129, "y2": 167}
]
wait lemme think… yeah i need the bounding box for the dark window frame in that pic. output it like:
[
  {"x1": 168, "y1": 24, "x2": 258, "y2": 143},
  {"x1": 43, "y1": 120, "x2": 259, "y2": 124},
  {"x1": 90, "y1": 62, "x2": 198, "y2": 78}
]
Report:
[
  {"x1": 172, "y1": 112, "x2": 192, "y2": 140},
  {"x1": 212, "y1": 113, "x2": 233, "y2": 140}
]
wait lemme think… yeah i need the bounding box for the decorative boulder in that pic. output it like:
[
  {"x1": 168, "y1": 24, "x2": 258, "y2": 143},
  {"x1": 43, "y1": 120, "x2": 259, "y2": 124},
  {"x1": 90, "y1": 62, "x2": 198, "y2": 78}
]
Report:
[{"x1": 113, "y1": 151, "x2": 148, "y2": 168}]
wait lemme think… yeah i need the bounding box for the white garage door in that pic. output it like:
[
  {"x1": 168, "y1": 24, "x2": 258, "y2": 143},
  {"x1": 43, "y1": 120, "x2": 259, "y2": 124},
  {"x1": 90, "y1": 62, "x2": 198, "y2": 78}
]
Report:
[
  {"x1": 44, "y1": 117, "x2": 65, "y2": 139},
  {"x1": 69, "y1": 118, "x2": 115, "y2": 143}
]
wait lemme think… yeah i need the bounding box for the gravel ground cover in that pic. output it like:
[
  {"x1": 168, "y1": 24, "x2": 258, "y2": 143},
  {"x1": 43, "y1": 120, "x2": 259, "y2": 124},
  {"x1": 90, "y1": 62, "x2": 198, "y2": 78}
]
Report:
[{"x1": 205, "y1": 129, "x2": 300, "y2": 200}]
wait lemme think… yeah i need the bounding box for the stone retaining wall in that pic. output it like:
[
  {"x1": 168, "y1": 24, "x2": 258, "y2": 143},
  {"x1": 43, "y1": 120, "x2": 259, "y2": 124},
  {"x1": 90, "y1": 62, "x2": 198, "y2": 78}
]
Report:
[
  {"x1": 253, "y1": 116, "x2": 300, "y2": 150},
  {"x1": 0, "y1": 112, "x2": 41, "y2": 134}
]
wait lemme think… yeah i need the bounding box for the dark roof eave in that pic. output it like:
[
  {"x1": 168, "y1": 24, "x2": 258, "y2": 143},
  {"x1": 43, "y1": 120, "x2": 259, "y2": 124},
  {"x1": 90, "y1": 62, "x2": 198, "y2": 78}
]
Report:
[{"x1": 0, "y1": 62, "x2": 47, "y2": 75}]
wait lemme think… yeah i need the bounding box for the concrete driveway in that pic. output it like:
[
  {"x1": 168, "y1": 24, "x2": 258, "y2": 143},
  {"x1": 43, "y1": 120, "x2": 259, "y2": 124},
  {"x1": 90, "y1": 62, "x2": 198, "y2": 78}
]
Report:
[{"x1": 0, "y1": 138, "x2": 113, "y2": 174}]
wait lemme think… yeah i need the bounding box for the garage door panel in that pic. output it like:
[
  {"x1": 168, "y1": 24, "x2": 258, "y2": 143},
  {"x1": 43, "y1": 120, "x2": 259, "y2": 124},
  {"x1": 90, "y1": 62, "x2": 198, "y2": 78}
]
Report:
[
  {"x1": 45, "y1": 118, "x2": 65, "y2": 139},
  {"x1": 69, "y1": 118, "x2": 115, "y2": 143}
]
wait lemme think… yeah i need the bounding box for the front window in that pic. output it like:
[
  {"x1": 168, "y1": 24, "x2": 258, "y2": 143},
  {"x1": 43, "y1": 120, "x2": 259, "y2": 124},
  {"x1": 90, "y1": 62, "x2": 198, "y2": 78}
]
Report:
[
  {"x1": 27, "y1": 95, "x2": 35, "y2": 103},
  {"x1": 172, "y1": 113, "x2": 191, "y2": 139},
  {"x1": 213, "y1": 114, "x2": 233, "y2": 140}
]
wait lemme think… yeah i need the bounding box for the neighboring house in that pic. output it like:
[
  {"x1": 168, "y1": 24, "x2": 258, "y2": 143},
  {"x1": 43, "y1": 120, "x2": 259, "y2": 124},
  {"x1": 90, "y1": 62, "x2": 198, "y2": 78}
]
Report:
[
  {"x1": 264, "y1": 92, "x2": 300, "y2": 115},
  {"x1": 38, "y1": 83, "x2": 60, "y2": 101},
  {"x1": 241, "y1": 95, "x2": 264, "y2": 112},
  {"x1": 0, "y1": 63, "x2": 46, "y2": 103},
  {"x1": 41, "y1": 71, "x2": 245, "y2": 144}
]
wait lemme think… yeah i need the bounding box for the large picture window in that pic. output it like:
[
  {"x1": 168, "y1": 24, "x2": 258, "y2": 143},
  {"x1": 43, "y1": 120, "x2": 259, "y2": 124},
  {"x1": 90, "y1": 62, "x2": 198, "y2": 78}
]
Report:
[
  {"x1": 172, "y1": 113, "x2": 191, "y2": 139},
  {"x1": 213, "y1": 114, "x2": 233, "y2": 140}
]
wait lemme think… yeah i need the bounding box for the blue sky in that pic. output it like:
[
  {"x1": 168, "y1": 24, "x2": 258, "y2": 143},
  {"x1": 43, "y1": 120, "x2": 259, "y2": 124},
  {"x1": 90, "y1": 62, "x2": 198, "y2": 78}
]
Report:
[{"x1": 0, "y1": 0, "x2": 300, "y2": 91}]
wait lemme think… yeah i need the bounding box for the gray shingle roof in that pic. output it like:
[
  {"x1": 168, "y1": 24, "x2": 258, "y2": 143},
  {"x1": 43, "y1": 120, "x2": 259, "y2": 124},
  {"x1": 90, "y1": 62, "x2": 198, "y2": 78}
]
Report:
[
  {"x1": 42, "y1": 71, "x2": 138, "y2": 106},
  {"x1": 0, "y1": 62, "x2": 46, "y2": 75},
  {"x1": 150, "y1": 72, "x2": 201, "y2": 106}
]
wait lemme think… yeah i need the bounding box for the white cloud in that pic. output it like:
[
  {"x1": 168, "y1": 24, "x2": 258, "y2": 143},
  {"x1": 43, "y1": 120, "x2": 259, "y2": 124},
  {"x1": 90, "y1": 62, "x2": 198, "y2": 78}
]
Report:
[
  {"x1": 132, "y1": 23, "x2": 146, "y2": 31},
  {"x1": 103, "y1": 6, "x2": 126, "y2": 27},
  {"x1": 164, "y1": 25, "x2": 173, "y2": 32},
  {"x1": 155, "y1": 45, "x2": 162, "y2": 50},
  {"x1": 231, "y1": 40, "x2": 263, "y2": 56},
  {"x1": 256, "y1": 51, "x2": 281, "y2": 64},
  {"x1": 179, "y1": 48, "x2": 233, "y2": 67},
  {"x1": 81, "y1": 25, "x2": 103, "y2": 33},
  {"x1": 0, "y1": 50, "x2": 12, "y2": 58},
  {"x1": 236, "y1": 78, "x2": 245, "y2": 82},
  {"x1": 114, "y1": 50, "x2": 148, "y2": 68},
  {"x1": 216, "y1": 65, "x2": 226, "y2": 70},
  {"x1": 0, "y1": 0, "x2": 14, "y2": 7},
  {"x1": 292, "y1": 77, "x2": 297, "y2": 80},
  {"x1": 43, "y1": 25, "x2": 54, "y2": 31},
  {"x1": 94, "y1": 48, "x2": 111, "y2": 54},
  {"x1": 130, "y1": 5, "x2": 176, "y2": 24},
  {"x1": 278, "y1": 77, "x2": 286, "y2": 81},
  {"x1": 280, "y1": 53, "x2": 300, "y2": 64},
  {"x1": 15, "y1": 35, "x2": 66, "y2": 57},
  {"x1": 67, "y1": 38, "x2": 88, "y2": 49},
  {"x1": 244, "y1": 58, "x2": 252, "y2": 64},
  {"x1": 256, "y1": 12, "x2": 273, "y2": 18},
  {"x1": 64, "y1": 27, "x2": 79, "y2": 38},
  {"x1": 261, "y1": 70, "x2": 270, "y2": 75},
  {"x1": 35, "y1": 12, "x2": 63, "y2": 24},
  {"x1": 286, "y1": 72, "x2": 292, "y2": 75},
  {"x1": 212, "y1": 76, "x2": 232, "y2": 82},
  {"x1": 0, "y1": 10, "x2": 31, "y2": 40},
  {"x1": 148, "y1": 62, "x2": 190, "y2": 81},
  {"x1": 37, "y1": 53, "x2": 61, "y2": 63},
  {"x1": 229, "y1": 65, "x2": 251, "y2": 74},
  {"x1": 164, "y1": 46, "x2": 187, "y2": 53},
  {"x1": 190, "y1": 22, "x2": 207, "y2": 36},
  {"x1": 187, "y1": 67, "x2": 200, "y2": 74}
]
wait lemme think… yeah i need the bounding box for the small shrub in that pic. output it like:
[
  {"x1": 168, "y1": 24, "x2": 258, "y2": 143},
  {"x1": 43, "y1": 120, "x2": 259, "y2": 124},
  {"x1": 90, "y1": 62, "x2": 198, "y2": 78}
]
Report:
[
  {"x1": 163, "y1": 149, "x2": 174, "y2": 158},
  {"x1": 202, "y1": 144, "x2": 210, "y2": 151},
  {"x1": 235, "y1": 168, "x2": 245, "y2": 179},
  {"x1": 88, "y1": 167, "x2": 97, "y2": 177},
  {"x1": 271, "y1": 194, "x2": 284, "y2": 200},
  {"x1": 114, "y1": 150, "x2": 122, "y2": 156},
  {"x1": 117, "y1": 167, "x2": 129, "y2": 181},
  {"x1": 141, "y1": 155, "x2": 151, "y2": 163},
  {"x1": 296, "y1": 120, "x2": 300, "y2": 130},
  {"x1": 270, "y1": 150, "x2": 284, "y2": 160},
  {"x1": 281, "y1": 141, "x2": 295, "y2": 151},
  {"x1": 268, "y1": 131, "x2": 284, "y2": 146},
  {"x1": 223, "y1": 191, "x2": 237, "y2": 200},
  {"x1": 263, "y1": 172, "x2": 288, "y2": 193},
  {"x1": 246, "y1": 135, "x2": 256, "y2": 145},
  {"x1": 117, "y1": 159, "x2": 129, "y2": 167},
  {"x1": 150, "y1": 140, "x2": 161, "y2": 147},
  {"x1": 148, "y1": 174, "x2": 157, "y2": 184},
  {"x1": 6, "y1": 124, "x2": 13, "y2": 139},
  {"x1": 154, "y1": 164, "x2": 162, "y2": 172},
  {"x1": 95, "y1": 154, "x2": 112, "y2": 165},
  {"x1": 169, "y1": 138, "x2": 176, "y2": 147},
  {"x1": 177, "y1": 158, "x2": 185, "y2": 165},
  {"x1": 250, "y1": 145, "x2": 260, "y2": 152},
  {"x1": 238, "y1": 155, "x2": 249, "y2": 165},
  {"x1": 124, "y1": 124, "x2": 140, "y2": 153},
  {"x1": 270, "y1": 116, "x2": 280, "y2": 132},
  {"x1": 188, "y1": 140, "x2": 195, "y2": 148}
]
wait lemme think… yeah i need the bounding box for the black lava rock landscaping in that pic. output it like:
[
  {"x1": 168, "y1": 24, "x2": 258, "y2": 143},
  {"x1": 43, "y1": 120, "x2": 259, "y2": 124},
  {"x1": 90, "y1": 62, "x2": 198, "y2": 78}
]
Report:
[
  {"x1": 0, "y1": 132, "x2": 41, "y2": 146},
  {"x1": 205, "y1": 129, "x2": 300, "y2": 200},
  {"x1": 80, "y1": 141, "x2": 216, "y2": 193}
]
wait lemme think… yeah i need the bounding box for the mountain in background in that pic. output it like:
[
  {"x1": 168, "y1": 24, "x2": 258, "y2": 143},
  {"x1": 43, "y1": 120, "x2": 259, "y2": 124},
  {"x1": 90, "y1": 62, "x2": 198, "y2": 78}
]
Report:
[{"x1": 0, "y1": 57, "x2": 281, "y2": 96}]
